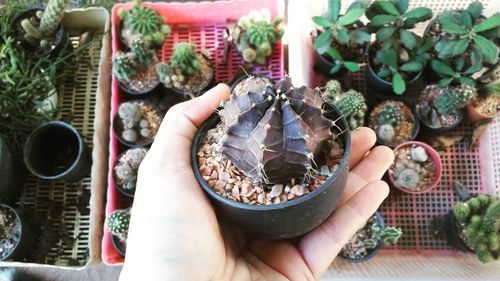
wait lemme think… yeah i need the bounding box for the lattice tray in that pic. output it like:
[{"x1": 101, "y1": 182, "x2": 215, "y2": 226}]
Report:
[
  {"x1": 103, "y1": 0, "x2": 286, "y2": 265},
  {"x1": 288, "y1": 0, "x2": 500, "y2": 279},
  {"x1": 0, "y1": 8, "x2": 110, "y2": 269}
]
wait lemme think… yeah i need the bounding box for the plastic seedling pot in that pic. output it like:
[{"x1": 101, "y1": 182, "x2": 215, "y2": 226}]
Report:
[{"x1": 0, "y1": 203, "x2": 39, "y2": 262}]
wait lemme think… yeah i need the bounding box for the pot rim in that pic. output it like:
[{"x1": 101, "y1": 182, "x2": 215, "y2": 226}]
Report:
[
  {"x1": 0, "y1": 203, "x2": 23, "y2": 261},
  {"x1": 229, "y1": 74, "x2": 275, "y2": 94},
  {"x1": 117, "y1": 61, "x2": 161, "y2": 96},
  {"x1": 388, "y1": 141, "x2": 443, "y2": 194},
  {"x1": 191, "y1": 107, "x2": 351, "y2": 211}
]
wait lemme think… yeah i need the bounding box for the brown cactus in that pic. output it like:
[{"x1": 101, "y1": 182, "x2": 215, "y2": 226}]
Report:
[{"x1": 219, "y1": 76, "x2": 336, "y2": 184}]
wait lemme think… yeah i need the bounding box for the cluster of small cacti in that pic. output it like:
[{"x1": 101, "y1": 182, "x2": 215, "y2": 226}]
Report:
[
  {"x1": 107, "y1": 209, "x2": 131, "y2": 241},
  {"x1": 322, "y1": 80, "x2": 367, "y2": 130},
  {"x1": 219, "y1": 76, "x2": 337, "y2": 184},
  {"x1": 118, "y1": 102, "x2": 154, "y2": 143},
  {"x1": 156, "y1": 42, "x2": 202, "y2": 89},
  {"x1": 118, "y1": 0, "x2": 171, "y2": 46},
  {"x1": 362, "y1": 223, "x2": 403, "y2": 249},
  {"x1": 113, "y1": 34, "x2": 156, "y2": 83},
  {"x1": 115, "y1": 148, "x2": 148, "y2": 192},
  {"x1": 236, "y1": 9, "x2": 284, "y2": 64},
  {"x1": 376, "y1": 103, "x2": 402, "y2": 143},
  {"x1": 435, "y1": 85, "x2": 477, "y2": 116},
  {"x1": 21, "y1": 0, "x2": 70, "y2": 48},
  {"x1": 453, "y1": 194, "x2": 500, "y2": 263}
]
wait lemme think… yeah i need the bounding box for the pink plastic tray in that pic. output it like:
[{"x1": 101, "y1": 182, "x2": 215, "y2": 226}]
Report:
[{"x1": 103, "y1": 0, "x2": 285, "y2": 265}]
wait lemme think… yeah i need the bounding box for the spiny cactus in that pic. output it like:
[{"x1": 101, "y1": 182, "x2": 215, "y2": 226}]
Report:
[
  {"x1": 115, "y1": 148, "x2": 148, "y2": 192},
  {"x1": 323, "y1": 80, "x2": 342, "y2": 99},
  {"x1": 21, "y1": 0, "x2": 70, "y2": 47},
  {"x1": 363, "y1": 224, "x2": 403, "y2": 249},
  {"x1": 322, "y1": 81, "x2": 366, "y2": 130},
  {"x1": 436, "y1": 85, "x2": 477, "y2": 116},
  {"x1": 219, "y1": 76, "x2": 337, "y2": 184},
  {"x1": 130, "y1": 35, "x2": 155, "y2": 66},
  {"x1": 378, "y1": 103, "x2": 402, "y2": 126},
  {"x1": 107, "y1": 209, "x2": 131, "y2": 240},
  {"x1": 170, "y1": 42, "x2": 202, "y2": 76},
  {"x1": 453, "y1": 195, "x2": 500, "y2": 263},
  {"x1": 395, "y1": 168, "x2": 420, "y2": 189},
  {"x1": 113, "y1": 52, "x2": 137, "y2": 83},
  {"x1": 119, "y1": 0, "x2": 171, "y2": 46}
]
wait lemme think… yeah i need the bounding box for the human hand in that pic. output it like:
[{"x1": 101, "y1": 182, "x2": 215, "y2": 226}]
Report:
[{"x1": 120, "y1": 84, "x2": 394, "y2": 281}]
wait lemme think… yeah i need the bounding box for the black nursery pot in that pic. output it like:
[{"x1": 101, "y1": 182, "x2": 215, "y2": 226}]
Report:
[
  {"x1": 337, "y1": 212, "x2": 385, "y2": 263},
  {"x1": 191, "y1": 109, "x2": 351, "y2": 240},
  {"x1": 11, "y1": 7, "x2": 70, "y2": 58},
  {"x1": 0, "y1": 204, "x2": 39, "y2": 261},
  {"x1": 111, "y1": 233, "x2": 126, "y2": 257},
  {"x1": 443, "y1": 211, "x2": 474, "y2": 253},
  {"x1": 24, "y1": 121, "x2": 91, "y2": 182},
  {"x1": 0, "y1": 137, "x2": 26, "y2": 203}
]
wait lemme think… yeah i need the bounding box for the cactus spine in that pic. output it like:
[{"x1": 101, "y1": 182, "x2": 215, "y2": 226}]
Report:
[
  {"x1": 113, "y1": 52, "x2": 137, "y2": 83},
  {"x1": 130, "y1": 35, "x2": 155, "y2": 66},
  {"x1": 322, "y1": 80, "x2": 366, "y2": 130},
  {"x1": 436, "y1": 85, "x2": 477, "y2": 116},
  {"x1": 170, "y1": 42, "x2": 201, "y2": 76},
  {"x1": 107, "y1": 209, "x2": 131, "y2": 240}
]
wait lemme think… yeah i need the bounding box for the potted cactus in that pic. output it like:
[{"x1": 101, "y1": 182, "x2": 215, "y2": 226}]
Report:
[
  {"x1": 192, "y1": 76, "x2": 351, "y2": 239},
  {"x1": 444, "y1": 192, "x2": 500, "y2": 263},
  {"x1": 0, "y1": 136, "x2": 26, "y2": 203},
  {"x1": 10, "y1": 0, "x2": 71, "y2": 58},
  {"x1": 425, "y1": 2, "x2": 500, "y2": 86},
  {"x1": 225, "y1": 9, "x2": 284, "y2": 65},
  {"x1": 467, "y1": 79, "x2": 500, "y2": 122},
  {"x1": 388, "y1": 141, "x2": 442, "y2": 194},
  {"x1": 368, "y1": 100, "x2": 419, "y2": 148},
  {"x1": 107, "y1": 208, "x2": 131, "y2": 257},
  {"x1": 0, "y1": 203, "x2": 39, "y2": 261},
  {"x1": 339, "y1": 212, "x2": 402, "y2": 262},
  {"x1": 230, "y1": 74, "x2": 274, "y2": 95},
  {"x1": 322, "y1": 80, "x2": 367, "y2": 130},
  {"x1": 113, "y1": 148, "x2": 148, "y2": 197},
  {"x1": 365, "y1": 0, "x2": 433, "y2": 95},
  {"x1": 311, "y1": 0, "x2": 370, "y2": 77},
  {"x1": 113, "y1": 100, "x2": 162, "y2": 148},
  {"x1": 117, "y1": 0, "x2": 171, "y2": 48},
  {"x1": 416, "y1": 84, "x2": 477, "y2": 131},
  {"x1": 113, "y1": 35, "x2": 160, "y2": 95},
  {"x1": 156, "y1": 42, "x2": 214, "y2": 97}
]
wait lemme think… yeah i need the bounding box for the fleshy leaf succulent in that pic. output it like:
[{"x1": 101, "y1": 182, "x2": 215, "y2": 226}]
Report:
[
  {"x1": 21, "y1": 0, "x2": 70, "y2": 47},
  {"x1": 219, "y1": 76, "x2": 339, "y2": 184},
  {"x1": 107, "y1": 209, "x2": 131, "y2": 240},
  {"x1": 435, "y1": 84, "x2": 477, "y2": 116},
  {"x1": 312, "y1": 0, "x2": 370, "y2": 74},
  {"x1": 322, "y1": 80, "x2": 367, "y2": 130},
  {"x1": 453, "y1": 194, "x2": 500, "y2": 263}
]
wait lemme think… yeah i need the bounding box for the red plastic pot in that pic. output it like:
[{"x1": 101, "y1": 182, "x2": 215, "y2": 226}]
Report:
[{"x1": 388, "y1": 141, "x2": 442, "y2": 194}]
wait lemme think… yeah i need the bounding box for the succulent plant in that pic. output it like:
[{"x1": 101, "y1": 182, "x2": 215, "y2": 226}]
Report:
[
  {"x1": 322, "y1": 80, "x2": 367, "y2": 130},
  {"x1": 453, "y1": 194, "x2": 500, "y2": 263},
  {"x1": 156, "y1": 63, "x2": 175, "y2": 87},
  {"x1": 324, "y1": 80, "x2": 342, "y2": 97},
  {"x1": 395, "y1": 168, "x2": 420, "y2": 189},
  {"x1": 219, "y1": 76, "x2": 339, "y2": 184},
  {"x1": 312, "y1": 0, "x2": 370, "y2": 74},
  {"x1": 118, "y1": 0, "x2": 171, "y2": 46},
  {"x1": 115, "y1": 148, "x2": 148, "y2": 193},
  {"x1": 377, "y1": 102, "x2": 402, "y2": 126},
  {"x1": 236, "y1": 9, "x2": 284, "y2": 64},
  {"x1": 435, "y1": 84, "x2": 477, "y2": 116},
  {"x1": 113, "y1": 36, "x2": 158, "y2": 84},
  {"x1": 107, "y1": 209, "x2": 131, "y2": 240},
  {"x1": 362, "y1": 223, "x2": 402, "y2": 249},
  {"x1": 170, "y1": 42, "x2": 202, "y2": 76},
  {"x1": 130, "y1": 35, "x2": 155, "y2": 66},
  {"x1": 113, "y1": 52, "x2": 137, "y2": 83},
  {"x1": 20, "y1": 0, "x2": 70, "y2": 47}
]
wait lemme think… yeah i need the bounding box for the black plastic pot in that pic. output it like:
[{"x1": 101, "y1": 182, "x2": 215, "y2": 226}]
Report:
[
  {"x1": 366, "y1": 44, "x2": 423, "y2": 98},
  {"x1": 111, "y1": 233, "x2": 126, "y2": 257},
  {"x1": 23, "y1": 121, "x2": 91, "y2": 182},
  {"x1": 118, "y1": 64, "x2": 161, "y2": 97},
  {"x1": 0, "y1": 137, "x2": 25, "y2": 203},
  {"x1": 11, "y1": 7, "x2": 70, "y2": 58},
  {"x1": 0, "y1": 204, "x2": 39, "y2": 261},
  {"x1": 337, "y1": 212, "x2": 385, "y2": 263},
  {"x1": 191, "y1": 107, "x2": 351, "y2": 239},
  {"x1": 443, "y1": 211, "x2": 474, "y2": 253}
]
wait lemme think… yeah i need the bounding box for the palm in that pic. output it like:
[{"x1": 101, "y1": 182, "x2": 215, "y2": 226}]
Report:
[{"x1": 121, "y1": 84, "x2": 393, "y2": 281}]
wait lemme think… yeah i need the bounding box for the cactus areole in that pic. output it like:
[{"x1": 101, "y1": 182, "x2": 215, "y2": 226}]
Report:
[{"x1": 218, "y1": 76, "x2": 344, "y2": 184}]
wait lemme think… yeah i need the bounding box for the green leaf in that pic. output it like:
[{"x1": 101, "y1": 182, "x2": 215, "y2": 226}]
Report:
[
  {"x1": 328, "y1": 0, "x2": 341, "y2": 21},
  {"x1": 394, "y1": 0, "x2": 409, "y2": 14},
  {"x1": 400, "y1": 61, "x2": 422, "y2": 72},
  {"x1": 381, "y1": 48, "x2": 398, "y2": 69},
  {"x1": 378, "y1": 68, "x2": 392, "y2": 78},
  {"x1": 438, "y1": 77, "x2": 454, "y2": 88},
  {"x1": 435, "y1": 38, "x2": 469, "y2": 58},
  {"x1": 376, "y1": 26, "x2": 396, "y2": 41},
  {"x1": 465, "y1": 63, "x2": 483, "y2": 75},
  {"x1": 431, "y1": 60, "x2": 456, "y2": 76},
  {"x1": 329, "y1": 62, "x2": 342, "y2": 74},
  {"x1": 350, "y1": 30, "x2": 371, "y2": 45},
  {"x1": 471, "y1": 46, "x2": 482, "y2": 66},
  {"x1": 344, "y1": 61, "x2": 360, "y2": 72},
  {"x1": 338, "y1": 6, "x2": 365, "y2": 26},
  {"x1": 326, "y1": 47, "x2": 342, "y2": 60},
  {"x1": 404, "y1": 7, "x2": 432, "y2": 21},
  {"x1": 459, "y1": 77, "x2": 476, "y2": 86},
  {"x1": 336, "y1": 28, "x2": 350, "y2": 44},
  {"x1": 312, "y1": 16, "x2": 334, "y2": 28},
  {"x1": 370, "y1": 14, "x2": 397, "y2": 26},
  {"x1": 473, "y1": 34, "x2": 499, "y2": 64},
  {"x1": 461, "y1": 11, "x2": 473, "y2": 29},
  {"x1": 439, "y1": 18, "x2": 468, "y2": 35},
  {"x1": 418, "y1": 37, "x2": 434, "y2": 53},
  {"x1": 392, "y1": 72, "x2": 406, "y2": 95},
  {"x1": 313, "y1": 29, "x2": 333, "y2": 54},
  {"x1": 379, "y1": 1, "x2": 401, "y2": 16},
  {"x1": 400, "y1": 30, "x2": 417, "y2": 49},
  {"x1": 467, "y1": 1, "x2": 483, "y2": 20},
  {"x1": 455, "y1": 57, "x2": 465, "y2": 72},
  {"x1": 473, "y1": 13, "x2": 500, "y2": 33}
]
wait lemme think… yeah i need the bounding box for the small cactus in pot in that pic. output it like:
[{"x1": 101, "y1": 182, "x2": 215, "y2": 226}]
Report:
[
  {"x1": 118, "y1": 0, "x2": 171, "y2": 47},
  {"x1": 114, "y1": 148, "x2": 148, "y2": 197},
  {"x1": 322, "y1": 80, "x2": 367, "y2": 130},
  {"x1": 107, "y1": 208, "x2": 131, "y2": 256},
  {"x1": 114, "y1": 100, "x2": 162, "y2": 147},
  {"x1": 368, "y1": 101, "x2": 418, "y2": 147}
]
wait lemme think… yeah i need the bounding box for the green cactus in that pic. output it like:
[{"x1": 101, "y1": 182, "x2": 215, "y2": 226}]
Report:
[
  {"x1": 453, "y1": 195, "x2": 500, "y2": 263},
  {"x1": 247, "y1": 21, "x2": 282, "y2": 47},
  {"x1": 156, "y1": 63, "x2": 174, "y2": 87},
  {"x1": 170, "y1": 42, "x2": 202, "y2": 76},
  {"x1": 113, "y1": 52, "x2": 137, "y2": 83},
  {"x1": 334, "y1": 90, "x2": 367, "y2": 130},
  {"x1": 130, "y1": 35, "x2": 155, "y2": 67},
  {"x1": 435, "y1": 85, "x2": 477, "y2": 116},
  {"x1": 119, "y1": 0, "x2": 171, "y2": 46},
  {"x1": 107, "y1": 209, "x2": 131, "y2": 240},
  {"x1": 323, "y1": 80, "x2": 342, "y2": 101},
  {"x1": 378, "y1": 103, "x2": 402, "y2": 126},
  {"x1": 363, "y1": 223, "x2": 402, "y2": 249}
]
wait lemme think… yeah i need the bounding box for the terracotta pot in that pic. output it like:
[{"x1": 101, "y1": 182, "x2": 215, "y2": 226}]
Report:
[{"x1": 466, "y1": 102, "x2": 495, "y2": 122}]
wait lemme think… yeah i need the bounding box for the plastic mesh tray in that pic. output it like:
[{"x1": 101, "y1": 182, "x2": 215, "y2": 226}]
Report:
[{"x1": 103, "y1": 0, "x2": 285, "y2": 265}]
